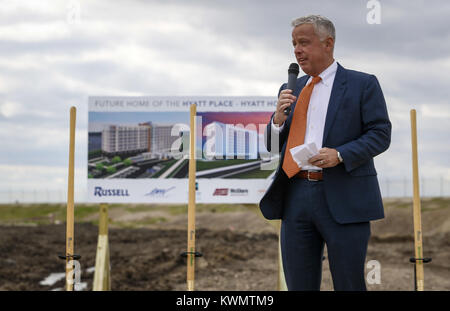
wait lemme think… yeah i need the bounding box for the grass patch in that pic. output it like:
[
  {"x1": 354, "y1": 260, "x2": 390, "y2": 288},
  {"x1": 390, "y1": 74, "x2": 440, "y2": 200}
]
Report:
[
  {"x1": 0, "y1": 203, "x2": 260, "y2": 223},
  {"x1": 383, "y1": 197, "x2": 450, "y2": 211},
  {"x1": 124, "y1": 203, "x2": 257, "y2": 215},
  {"x1": 0, "y1": 203, "x2": 65, "y2": 223},
  {"x1": 165, "y1": 203, "x2": 257, "y2": 215},
  {"x1": 0, "y1": 203, "x2": 121, "y2": 224},
  {"x1": 74, "y1": 205, "x2": 101, "y2": 219},
  {"x1": 126, "y1": 205, "x2": 155, "y2": 213},
  {"x1": 390, "y1": 202, "x2": 411, "y2": 209},
  {"x1": 422, "y1": 197, "x2": 450, "y2": 211}
]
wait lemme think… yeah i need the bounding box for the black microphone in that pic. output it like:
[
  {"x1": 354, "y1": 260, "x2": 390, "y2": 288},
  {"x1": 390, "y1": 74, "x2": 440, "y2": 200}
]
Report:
[{"x1": 283, "y1": 63, "x2": 299, "y2": 115}]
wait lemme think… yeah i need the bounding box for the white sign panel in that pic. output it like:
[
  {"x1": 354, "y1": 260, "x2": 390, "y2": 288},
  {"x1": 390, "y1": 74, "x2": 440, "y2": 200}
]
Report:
[{"x1": 87, "y1": 96, "x2": 278, "y2": 203}]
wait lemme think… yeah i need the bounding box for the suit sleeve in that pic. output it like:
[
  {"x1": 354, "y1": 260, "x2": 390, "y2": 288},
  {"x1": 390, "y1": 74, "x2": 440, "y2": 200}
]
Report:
[
  {"x1": 264, "y1": 83, "x2": 289, "y2": 153},
  {"x1": 336, "y1": 75, "x2": 392, "y2": 172}
]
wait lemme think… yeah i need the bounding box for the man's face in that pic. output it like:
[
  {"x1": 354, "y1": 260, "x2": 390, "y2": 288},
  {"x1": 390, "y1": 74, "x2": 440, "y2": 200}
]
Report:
[{"x1": 292, "y1": 23, "x2": 333, "y2": 76}]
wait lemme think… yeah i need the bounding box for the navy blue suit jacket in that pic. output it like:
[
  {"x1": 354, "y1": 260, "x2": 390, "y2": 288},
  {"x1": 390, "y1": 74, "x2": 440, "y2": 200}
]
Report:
[{"x1": 259, "y1": 63, "x2": 392, "y2": 224}]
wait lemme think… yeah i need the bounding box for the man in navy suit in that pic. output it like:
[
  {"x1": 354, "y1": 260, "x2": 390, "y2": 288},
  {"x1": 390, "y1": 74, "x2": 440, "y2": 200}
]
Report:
[{"x1": 259, "y1": 15, "x2": 391, "y2": 290}]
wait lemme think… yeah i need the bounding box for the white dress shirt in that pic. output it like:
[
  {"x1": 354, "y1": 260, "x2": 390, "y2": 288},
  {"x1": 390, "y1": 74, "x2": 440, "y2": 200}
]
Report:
[{"x1": 271, "y1": 60, "x2": 338, "y2": 170}]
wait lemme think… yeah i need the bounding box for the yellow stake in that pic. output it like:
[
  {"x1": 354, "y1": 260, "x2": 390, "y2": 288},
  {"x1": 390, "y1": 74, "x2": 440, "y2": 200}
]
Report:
[
  {"x1": 93, "y1": 203, "x2": 111, "y2": 291},
  {"x1": 187, "y1": 104, "x2": 197, "y2": 291},
  {"x1": 410, "y1": 109, "x2": 425, "y2": 291},
  {"x1": 66, "y1": 106, "x2": 76, "y2": 291}
]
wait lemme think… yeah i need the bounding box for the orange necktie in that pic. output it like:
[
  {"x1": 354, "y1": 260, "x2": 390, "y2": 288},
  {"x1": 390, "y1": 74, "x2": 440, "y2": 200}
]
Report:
[{"x1": 282, "y1": 76, "x2": 322, "y2": 178}]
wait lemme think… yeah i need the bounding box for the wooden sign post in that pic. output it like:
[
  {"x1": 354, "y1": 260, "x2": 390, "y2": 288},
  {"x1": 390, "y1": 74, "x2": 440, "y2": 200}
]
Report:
[
  {"x1": 93, "y1": 203, "x2": 111, "y2": 291},
  {"x1": 65, "y1": 106, "x2": 77, "y2": 291},
  {"x1": 186, "y1": 104, "x2": 197, "y2": 291},
  {"x1": 409, "y1": 109, "x2": 431, "y2": 291}
]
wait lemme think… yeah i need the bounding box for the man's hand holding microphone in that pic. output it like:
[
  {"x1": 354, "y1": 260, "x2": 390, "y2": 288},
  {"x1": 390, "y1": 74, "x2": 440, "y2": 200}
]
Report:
[
  {"x1": 273, "y1": 63, "x2": 300, "y2": 127},
  {"x1": 273, "y1": 89, "x2": 296, "y2": 126}
]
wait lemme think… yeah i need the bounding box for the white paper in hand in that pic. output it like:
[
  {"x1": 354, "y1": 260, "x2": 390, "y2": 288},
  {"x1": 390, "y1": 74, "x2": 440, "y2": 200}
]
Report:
[{"x1": 289, "y1": 142, "x2": 319, "y2": 168}]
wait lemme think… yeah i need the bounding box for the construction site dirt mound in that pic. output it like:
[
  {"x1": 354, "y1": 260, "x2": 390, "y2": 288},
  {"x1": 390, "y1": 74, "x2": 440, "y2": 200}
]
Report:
[{"x1": 0, "y1": 200, "x2": 449, "y2": 291}]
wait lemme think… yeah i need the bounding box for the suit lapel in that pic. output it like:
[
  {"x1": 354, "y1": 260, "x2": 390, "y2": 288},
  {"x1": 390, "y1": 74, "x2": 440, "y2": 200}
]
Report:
[{"x1": 322, "y1": 63, "x2": 347, "y2": 144}]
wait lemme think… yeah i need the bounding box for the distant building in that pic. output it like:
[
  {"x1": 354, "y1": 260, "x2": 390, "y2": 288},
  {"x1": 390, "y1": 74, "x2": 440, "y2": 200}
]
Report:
[
  {"x1": 102, "y1": 124, "x2": 150, "y2": 155},
  {"x1": 101, "y1": 121, "x2": 182, "y2": 158},
  {"x1": 145, "y1": 122, "x2": 180, "y2": 155}
]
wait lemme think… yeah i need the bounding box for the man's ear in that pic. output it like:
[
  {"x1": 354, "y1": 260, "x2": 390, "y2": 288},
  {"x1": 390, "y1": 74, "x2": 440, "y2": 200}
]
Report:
[{"x1": 325, "y1": 37, "x2": 334, "y2": 50}]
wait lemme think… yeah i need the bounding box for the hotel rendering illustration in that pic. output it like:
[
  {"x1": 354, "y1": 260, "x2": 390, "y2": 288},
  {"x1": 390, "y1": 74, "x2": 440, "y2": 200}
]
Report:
[{"x1": 100, "y1": 122, "x2": 179, "y2": 157}]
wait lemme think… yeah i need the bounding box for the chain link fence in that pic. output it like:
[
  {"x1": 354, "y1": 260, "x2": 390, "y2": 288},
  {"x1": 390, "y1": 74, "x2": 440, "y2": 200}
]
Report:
[{"x1": 379, "y1": 177, "x2": 450, "y2": 198}]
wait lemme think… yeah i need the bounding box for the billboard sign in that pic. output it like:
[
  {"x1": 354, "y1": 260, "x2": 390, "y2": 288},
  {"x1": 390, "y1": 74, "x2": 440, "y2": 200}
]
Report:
[{"x1": 87, "y1": 96, "x2": 279, "y2": 203}]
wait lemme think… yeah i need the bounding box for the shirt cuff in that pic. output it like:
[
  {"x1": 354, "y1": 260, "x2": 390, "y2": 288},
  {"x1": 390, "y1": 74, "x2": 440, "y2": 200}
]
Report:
[{"x1": 271, "y1": 117, "x2": 285, "y2": 132}]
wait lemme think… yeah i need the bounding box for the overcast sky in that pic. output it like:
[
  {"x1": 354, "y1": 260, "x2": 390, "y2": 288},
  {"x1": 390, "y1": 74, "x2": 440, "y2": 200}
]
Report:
[{"x1": 1, "y1": 0, "x2": 449, "y2": 200}]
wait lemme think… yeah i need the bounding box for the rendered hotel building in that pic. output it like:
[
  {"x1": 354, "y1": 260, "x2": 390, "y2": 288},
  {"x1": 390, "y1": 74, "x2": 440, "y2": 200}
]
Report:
[
  {"x1": 101, "y1": 122, "x2": 179, "y2": 156},
  {"x1": 101, "y1": 121, "x2": 264, "y2": 159},
  {"x1": 102, "y1": 125, "x2": 150, "y2": 155},
  {"x1": 148, "y1": 123, "x2": 179, "y2": 155},
  {"x1": 203, "y1": 121, "x2": 261, "y2": 160}
]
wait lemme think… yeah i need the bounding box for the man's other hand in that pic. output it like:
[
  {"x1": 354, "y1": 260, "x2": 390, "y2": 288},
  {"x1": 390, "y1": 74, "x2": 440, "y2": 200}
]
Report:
[{"x1": 308, "y1": 147, "x2": 340, "y2": 168}]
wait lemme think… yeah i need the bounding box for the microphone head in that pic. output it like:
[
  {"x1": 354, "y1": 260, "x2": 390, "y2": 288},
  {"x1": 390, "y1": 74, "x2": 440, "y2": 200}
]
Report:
[{"x1": 288, "y1": 63, "x2": 299, "y2": 75}]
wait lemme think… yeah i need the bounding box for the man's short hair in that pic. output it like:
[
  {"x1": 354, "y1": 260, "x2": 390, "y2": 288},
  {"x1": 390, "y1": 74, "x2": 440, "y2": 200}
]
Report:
[{"x1": 291, "y1": 15, "x2": 336, "y2": 42}]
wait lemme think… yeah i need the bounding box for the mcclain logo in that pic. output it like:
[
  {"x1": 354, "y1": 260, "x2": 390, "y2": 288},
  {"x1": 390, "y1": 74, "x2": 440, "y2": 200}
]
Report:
[
  {"x1": 94, "y1": 187, "x2": 130, "y2": 197},
  {"x1": 145, "y1": 186, "x2": 175, "y2": 197},
  {"x1": 230, "y1": 188, "x2": 248, "y2": 196}
]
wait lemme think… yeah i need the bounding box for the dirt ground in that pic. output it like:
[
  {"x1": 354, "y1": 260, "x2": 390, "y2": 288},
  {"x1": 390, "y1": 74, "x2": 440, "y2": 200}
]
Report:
[{"x1": 0, "y1": 198, "x2": 449, "y2": 291}]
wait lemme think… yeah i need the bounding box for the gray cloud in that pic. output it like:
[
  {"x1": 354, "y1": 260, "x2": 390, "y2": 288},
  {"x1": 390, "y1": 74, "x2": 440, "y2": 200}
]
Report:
[{"x1": 0, "y1": 0, "x2": 449, "y2": 197}]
